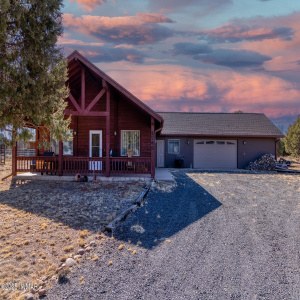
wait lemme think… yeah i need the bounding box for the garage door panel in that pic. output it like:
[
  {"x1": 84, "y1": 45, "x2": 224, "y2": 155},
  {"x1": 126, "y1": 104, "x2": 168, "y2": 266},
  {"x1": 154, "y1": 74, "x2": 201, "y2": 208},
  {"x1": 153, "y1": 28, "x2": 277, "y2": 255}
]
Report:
[{"x1": 194, "y1": 139, "x2": 237, "y2": 169}]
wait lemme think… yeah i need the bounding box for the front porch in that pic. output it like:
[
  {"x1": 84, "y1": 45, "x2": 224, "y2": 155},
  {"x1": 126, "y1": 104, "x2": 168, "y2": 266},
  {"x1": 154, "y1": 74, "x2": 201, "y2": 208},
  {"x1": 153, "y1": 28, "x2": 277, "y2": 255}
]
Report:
[{"x1": 14, "y1": 155, "x2": 151, "y2": 177}]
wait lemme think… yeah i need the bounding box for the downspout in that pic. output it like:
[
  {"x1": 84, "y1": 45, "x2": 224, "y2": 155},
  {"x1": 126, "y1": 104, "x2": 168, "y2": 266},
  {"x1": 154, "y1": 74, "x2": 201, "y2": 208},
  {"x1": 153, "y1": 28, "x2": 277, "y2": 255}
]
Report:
[
  {"x1": 275, "y1": 138, "x2": 280, "y2": 160},
  {"x1": 155, "y1": 119, "x2": 164, "y2": 134}
]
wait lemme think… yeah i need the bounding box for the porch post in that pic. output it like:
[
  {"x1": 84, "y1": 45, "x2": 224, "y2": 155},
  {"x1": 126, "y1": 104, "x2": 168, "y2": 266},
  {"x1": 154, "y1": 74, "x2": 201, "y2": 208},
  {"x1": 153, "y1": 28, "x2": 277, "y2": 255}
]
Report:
[
  {"x1": 12, "y1": 142, "x2": 17, "y2": 176},
  {"x1": 59, "y1": 141, "x2": 63, "y2": 176},
  {"x1": 105, "y1": 84, "x2": 110, "y2": 177},
  {"x1": 151, "y1": 117, "x2": 155, "y2": 179}
]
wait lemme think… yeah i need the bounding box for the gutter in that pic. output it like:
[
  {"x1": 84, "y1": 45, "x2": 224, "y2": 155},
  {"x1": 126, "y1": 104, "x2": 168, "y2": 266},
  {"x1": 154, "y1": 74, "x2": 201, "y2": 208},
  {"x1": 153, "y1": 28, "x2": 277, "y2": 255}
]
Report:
[{"x1": 155, "y1": 120, "x2": 164, "y2": 134}]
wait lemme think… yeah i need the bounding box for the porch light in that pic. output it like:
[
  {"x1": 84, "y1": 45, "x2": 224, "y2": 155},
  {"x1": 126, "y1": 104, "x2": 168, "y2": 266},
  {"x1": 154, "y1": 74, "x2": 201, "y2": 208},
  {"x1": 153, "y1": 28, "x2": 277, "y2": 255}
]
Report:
[
  {"x1": 243, "y1": 141, "x2": 246, "y2": 145},
  {"x1": 74, "y1": 130, "x2": 77, "y2": 136},
  {"x1": 114, "y1": 131, "x2": 117, "y2": 136}
]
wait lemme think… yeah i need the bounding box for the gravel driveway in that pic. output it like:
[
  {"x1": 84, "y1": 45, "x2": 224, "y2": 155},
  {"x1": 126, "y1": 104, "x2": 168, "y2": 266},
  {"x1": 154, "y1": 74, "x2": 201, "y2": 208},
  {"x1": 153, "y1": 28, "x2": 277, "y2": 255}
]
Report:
[{"x1": 47, "y1": 170, "x2": 300, "y2": 300}]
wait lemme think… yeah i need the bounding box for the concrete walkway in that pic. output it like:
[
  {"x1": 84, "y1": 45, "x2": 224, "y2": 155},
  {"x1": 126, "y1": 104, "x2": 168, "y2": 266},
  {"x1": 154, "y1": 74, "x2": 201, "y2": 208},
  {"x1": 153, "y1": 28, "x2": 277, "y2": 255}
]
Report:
[{"x1": 154, "y1": 168, "x2": 174, "y2": 181}]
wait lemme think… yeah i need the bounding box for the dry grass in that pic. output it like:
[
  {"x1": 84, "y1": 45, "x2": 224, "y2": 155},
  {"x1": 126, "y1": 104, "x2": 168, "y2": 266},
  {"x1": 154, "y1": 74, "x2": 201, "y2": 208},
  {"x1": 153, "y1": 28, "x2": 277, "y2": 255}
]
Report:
[
  {"x1": 0, "y1": 157, "x2": 147, "y2": 299},
  {"x1": 0, "y1": 202, "x2": 99, "y2": 300},
  {"x1": 282, "y1": 155, "x2": 300, "y2": 171}
]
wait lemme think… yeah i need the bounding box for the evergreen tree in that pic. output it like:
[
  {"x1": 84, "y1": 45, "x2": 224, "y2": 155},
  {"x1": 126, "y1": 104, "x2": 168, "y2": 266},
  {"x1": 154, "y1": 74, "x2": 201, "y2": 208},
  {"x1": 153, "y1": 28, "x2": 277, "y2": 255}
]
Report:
[
  {"x1": 0, "y1": 0, "x2": 70, "y2": 146},
  {"x1": 284, "y1": 116, "x2": 300, "y2": 157}
]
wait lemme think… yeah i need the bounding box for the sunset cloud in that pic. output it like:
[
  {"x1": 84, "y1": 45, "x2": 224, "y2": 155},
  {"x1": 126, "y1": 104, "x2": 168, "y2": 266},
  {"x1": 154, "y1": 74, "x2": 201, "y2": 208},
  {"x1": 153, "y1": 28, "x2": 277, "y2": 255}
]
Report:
[
  {"x1": 149, "y1": 0, "x2": 232, "y2": 14},
  {"x1": 63, "y1": 13, "x2": 175, "y2": 45},
  {"x1": 69, "y1": 0, "x2": 108, "y2": 12},
  {"x1": 59, "y1": 41, "x2": 147, "y2": 63},
  {"x1": 171, "y1": 43, "x2": 271, "y2": 68},
  {"x1": 103, "y1": 63, "x2": 300, "y2": 118},
  {"x1": 171, "y1": 42, "x2": 212, "y2": 55},
  {"x1": 198, "y1": 24, "x2": 294, "y2": 43},
  {"x1": 194, "y1": 49, "x2": 272, "y2": 68}
]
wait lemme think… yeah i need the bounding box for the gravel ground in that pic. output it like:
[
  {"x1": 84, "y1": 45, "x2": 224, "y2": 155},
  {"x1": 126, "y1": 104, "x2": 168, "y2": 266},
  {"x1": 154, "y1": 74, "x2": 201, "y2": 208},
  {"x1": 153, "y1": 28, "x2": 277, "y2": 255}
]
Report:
[{"x1": 47, "y1": 170, "x2": 300, "y2": 300}]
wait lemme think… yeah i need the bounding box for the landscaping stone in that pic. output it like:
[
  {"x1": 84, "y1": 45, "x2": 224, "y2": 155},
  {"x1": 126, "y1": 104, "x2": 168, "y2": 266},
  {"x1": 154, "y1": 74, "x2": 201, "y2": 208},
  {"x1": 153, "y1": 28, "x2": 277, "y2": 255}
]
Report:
[
  {"x1": 78, "y1": 249, "x2": 85, "y2": 255},
  {"x1": 24, "y1": 293, "x2": 34, "y2": 300},
  {"x1": 38, "y1": 289, "x2": 46, "y2": 297},
  {"x1": 65, "y1": 258, "x2": 76, "y2": 267}
]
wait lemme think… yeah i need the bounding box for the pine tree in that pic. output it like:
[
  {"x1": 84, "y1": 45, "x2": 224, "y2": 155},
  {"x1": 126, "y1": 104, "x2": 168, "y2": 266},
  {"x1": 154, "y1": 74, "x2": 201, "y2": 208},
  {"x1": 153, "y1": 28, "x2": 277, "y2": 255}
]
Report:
[
  {"x1": 0, "y1": 0, "x2": 70, "y2": 146},
  {"x1": 284, "y1": 116, "x2": 300, "y2": 157}
]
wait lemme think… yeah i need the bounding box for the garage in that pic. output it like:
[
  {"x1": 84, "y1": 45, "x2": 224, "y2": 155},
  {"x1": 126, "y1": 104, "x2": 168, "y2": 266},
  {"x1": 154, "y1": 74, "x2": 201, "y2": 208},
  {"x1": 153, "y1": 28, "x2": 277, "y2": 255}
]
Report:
[{"x1": 194, "y1": 139, "x2": 237, "y2": 169}]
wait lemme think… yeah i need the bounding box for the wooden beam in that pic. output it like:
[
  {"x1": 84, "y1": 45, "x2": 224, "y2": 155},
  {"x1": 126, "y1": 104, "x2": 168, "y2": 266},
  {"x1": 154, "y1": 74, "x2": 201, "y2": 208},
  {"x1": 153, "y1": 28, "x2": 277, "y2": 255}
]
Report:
[
  {"x1": 151, "y1": 117, "x2": 155, "y2": 179},
  {"x1": 12, "y1": 143, "x2": 17, "y2": 176},
  {"x1": 81, "y1": 68, "x2": 85, "y2": 111},
  {"x1": 85, "y1": 87, "x2": 107, "y2": 112},
  {"x1": 68, "y1": 92, "x2": 82, "y2": 112},
  {"x1": 106, "y1": 86, "x2": 110, "y2": 177},
  {"x1": 59, "y1": 141, "x2": 63, "y2": 176},
  {"x1": 64, "y1": 110, "x2": 109, "y2": 117}
]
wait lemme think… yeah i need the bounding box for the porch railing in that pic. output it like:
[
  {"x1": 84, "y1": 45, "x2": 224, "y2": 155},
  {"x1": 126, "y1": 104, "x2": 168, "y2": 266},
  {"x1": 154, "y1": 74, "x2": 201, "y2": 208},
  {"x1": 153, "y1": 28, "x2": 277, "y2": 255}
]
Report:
[
  {"x1": 17, "y1": 156, "x2": 59, "y2": 173},
  {"x1": 16, "y1": 156, "x2": 151, "y2": 175}
]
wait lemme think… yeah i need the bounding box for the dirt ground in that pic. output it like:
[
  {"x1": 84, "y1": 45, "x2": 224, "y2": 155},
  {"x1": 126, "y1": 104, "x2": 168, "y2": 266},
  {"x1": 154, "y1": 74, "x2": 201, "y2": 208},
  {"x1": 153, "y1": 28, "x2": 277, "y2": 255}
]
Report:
[
  {"x1": 281, "y1": 155, "x2": 300, "y2": 171},
  {"x1": 0, "y1": 159, "x2": 147, "y2": 300}
]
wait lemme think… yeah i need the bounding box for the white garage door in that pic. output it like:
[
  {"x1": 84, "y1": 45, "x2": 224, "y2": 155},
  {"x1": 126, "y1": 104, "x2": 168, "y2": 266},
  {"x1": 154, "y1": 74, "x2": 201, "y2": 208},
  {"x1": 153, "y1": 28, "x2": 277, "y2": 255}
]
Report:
[{"x1": 194, "y1": 139, "x2": 237, "y2": 169}]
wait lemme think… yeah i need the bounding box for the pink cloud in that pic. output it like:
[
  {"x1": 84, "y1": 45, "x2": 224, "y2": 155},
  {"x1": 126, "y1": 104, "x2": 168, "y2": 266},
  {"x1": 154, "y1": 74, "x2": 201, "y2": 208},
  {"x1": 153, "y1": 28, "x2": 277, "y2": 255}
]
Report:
[
  {"x1": 101, "y1": 63, "x2": 300, "y2": 118},
  {"x1": 63, "y1": 13, "x2": 174, "y2": 45},
  {"x1": 69, "y1": 0, "x2": 108, "y2": 12}
]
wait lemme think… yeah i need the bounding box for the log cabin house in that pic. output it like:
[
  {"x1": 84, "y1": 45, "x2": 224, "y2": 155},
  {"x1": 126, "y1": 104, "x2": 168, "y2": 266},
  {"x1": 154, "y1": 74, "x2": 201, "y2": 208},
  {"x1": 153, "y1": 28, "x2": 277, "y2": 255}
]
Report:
[
  {"x1": 13, "y1": 50, "x2": 163, "y2": 178},
  {"x1": 13, "y1": 51, "x2": 284, "y2": 177}
]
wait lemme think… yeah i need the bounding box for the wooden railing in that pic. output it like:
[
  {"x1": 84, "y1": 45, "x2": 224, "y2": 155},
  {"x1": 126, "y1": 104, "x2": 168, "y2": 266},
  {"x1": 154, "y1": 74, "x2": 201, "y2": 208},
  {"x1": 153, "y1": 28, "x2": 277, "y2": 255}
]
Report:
[
  {"x1": 63, "y1": 157, "x2": 106, "y2": 174},
  {"x1": 17, "y1": 156, "x2": 59, "y2": 174},
  {"x1": 110, "y1": 157, "x2": 151, "y2": 174},
  {"x1": 16, "y1": 156, "x2": 151, "y2": 175}
]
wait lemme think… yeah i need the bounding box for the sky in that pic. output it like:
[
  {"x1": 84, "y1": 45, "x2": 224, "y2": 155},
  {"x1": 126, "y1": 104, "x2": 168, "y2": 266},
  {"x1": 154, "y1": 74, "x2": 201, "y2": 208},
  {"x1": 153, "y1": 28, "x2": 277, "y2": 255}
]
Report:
[{"x1": 59, "y1": 0, "x2": 300, "y2": 132}]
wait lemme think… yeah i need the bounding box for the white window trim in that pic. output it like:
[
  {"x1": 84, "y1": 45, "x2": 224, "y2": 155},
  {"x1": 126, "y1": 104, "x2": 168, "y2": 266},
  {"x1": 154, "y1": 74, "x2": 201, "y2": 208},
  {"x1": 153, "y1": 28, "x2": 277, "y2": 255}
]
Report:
[
  {"x1": 168, "y1": 139, "x2": 180, "y2": 154},
  {"x1": 120, "y1": 130, "x2": 140, "y2": 156},
  {"x1": 89, "y1": 130, "x2": 102, "y2": 158}
]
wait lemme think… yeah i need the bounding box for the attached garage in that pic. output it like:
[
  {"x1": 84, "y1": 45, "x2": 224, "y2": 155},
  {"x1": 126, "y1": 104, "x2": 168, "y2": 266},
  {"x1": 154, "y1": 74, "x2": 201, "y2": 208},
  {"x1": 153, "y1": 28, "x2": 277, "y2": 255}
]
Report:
[
  {"x1": 156, "y1": 112, "x2": 285, "y2": 169},
  {"x1": 194, "y1": 139, "x2": 237, "y2": 169}
]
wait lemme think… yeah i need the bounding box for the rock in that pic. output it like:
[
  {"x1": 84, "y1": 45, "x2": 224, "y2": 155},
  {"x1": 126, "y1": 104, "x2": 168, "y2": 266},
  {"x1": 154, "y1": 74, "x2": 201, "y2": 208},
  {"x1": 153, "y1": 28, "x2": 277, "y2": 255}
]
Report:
[
  {"x1": 74, "y1": 255, "x2": 82, "y2": 259},
  {"x1": 42, "y1": 275, "x2": 50, "y2": 281},
  {"x1": 38, "y1": 289, "x2": 46, "y2": 297},
  {"x1": 85, "y1": 246, "x2": 92, "y2": 252},
  {"x1": 90, "y1": 240, "x2": 96, "y2": 247},
  {"x1": 56, "y1": 266, "x2": 63, "y2": 273},
  {"x1": 30, "y1": 288, "x2": 37, "y2": 294},
  {"x1": 78, "y1": 248, "x2": 85, "y2": 255},
  {"x1": 24, "y1": 293, "x2": 34, "y2": 300},
  {"x1": 65, "y1": 258, "x2": 76, "y2": 267}
]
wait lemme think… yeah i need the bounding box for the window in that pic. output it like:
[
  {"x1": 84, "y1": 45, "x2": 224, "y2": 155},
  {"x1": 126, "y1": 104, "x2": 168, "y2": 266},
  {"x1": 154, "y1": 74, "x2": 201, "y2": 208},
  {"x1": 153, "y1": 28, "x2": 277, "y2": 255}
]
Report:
[
  {"x1": 206, "y1": 141, "x2": 215, "y2": 144},
  {"x1": 51, "y1": 130, "x2": 73, "y2": 155},
  {"x1": 217, "y1": 141, "x2": 225, "y2": 145},
  {"x1": 121, "y1": 130, "x2": 140, "y2": 156},
  {"x1": 168, "y1": 139, "x2": 180, "y2": 154}
]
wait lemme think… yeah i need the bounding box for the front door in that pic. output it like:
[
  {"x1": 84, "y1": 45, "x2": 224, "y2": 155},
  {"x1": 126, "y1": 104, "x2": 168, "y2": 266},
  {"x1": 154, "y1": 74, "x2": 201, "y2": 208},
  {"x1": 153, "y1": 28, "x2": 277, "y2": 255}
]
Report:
[
  {"x1": 157, "y1": 140, "x2": 165, "y2": 167},
  {"x1": 89, "y1": 130, "x2": 102, "y2": 170}
]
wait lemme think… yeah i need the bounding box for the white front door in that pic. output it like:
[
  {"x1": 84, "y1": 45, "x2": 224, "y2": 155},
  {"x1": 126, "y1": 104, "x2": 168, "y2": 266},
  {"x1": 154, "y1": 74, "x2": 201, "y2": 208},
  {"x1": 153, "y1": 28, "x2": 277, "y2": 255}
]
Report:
[
  {"x1": 157, "y1": 140, "x2": 165, "y2": 167},
  {"x1": 89, "y1": 130, "x2": 102, "y2": 170}
]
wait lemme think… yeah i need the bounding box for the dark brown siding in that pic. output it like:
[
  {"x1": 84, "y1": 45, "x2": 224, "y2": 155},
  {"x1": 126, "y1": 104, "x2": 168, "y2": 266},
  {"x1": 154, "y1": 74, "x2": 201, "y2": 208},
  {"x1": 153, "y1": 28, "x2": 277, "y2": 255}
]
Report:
[
  {"x1": 66, "y1": 86, "x2": 151, "y2": 158},
  {"x1": 237, "y1": 137, "x2": 277, "y2": 168},
  {"x1": 157, "y1": 136, "x2": 277, "y2": 169}
]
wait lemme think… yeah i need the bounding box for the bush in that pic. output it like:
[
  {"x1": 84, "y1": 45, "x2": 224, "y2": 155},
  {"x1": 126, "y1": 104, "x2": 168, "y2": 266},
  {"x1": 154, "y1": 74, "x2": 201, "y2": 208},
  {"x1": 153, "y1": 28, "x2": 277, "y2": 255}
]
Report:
[{"x1": 285, "y1": 116, "x2": 300, "y2": 157}]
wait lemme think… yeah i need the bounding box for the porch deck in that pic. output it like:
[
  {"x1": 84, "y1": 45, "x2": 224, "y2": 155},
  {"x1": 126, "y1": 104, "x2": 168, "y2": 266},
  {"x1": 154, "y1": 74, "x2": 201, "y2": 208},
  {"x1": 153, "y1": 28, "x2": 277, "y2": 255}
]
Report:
[{"x1": 16, "y1": 156, "x2": 151, "y2": 177}]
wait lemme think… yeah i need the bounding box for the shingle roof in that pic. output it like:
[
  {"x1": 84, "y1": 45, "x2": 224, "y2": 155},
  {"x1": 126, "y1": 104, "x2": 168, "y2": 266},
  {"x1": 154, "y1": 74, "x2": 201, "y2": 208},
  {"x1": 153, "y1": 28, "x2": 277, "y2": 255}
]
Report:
[{"x1": 158, "y1": 112, "x2": 284, "y2": 137}]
